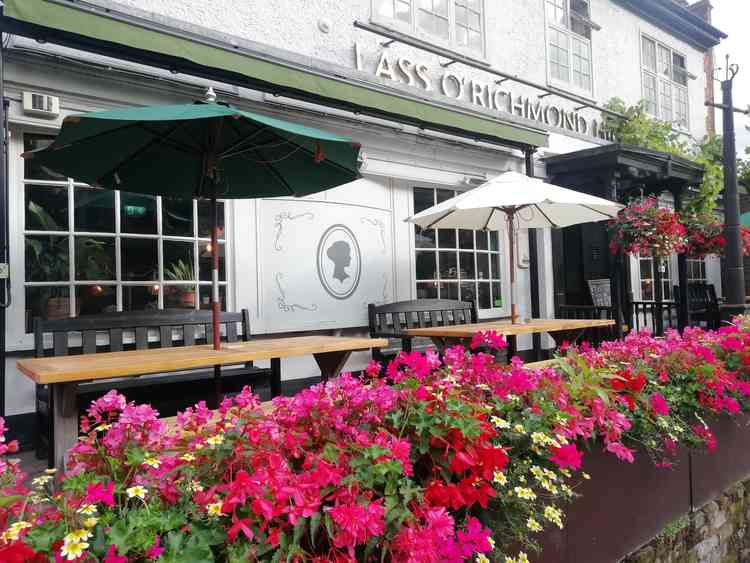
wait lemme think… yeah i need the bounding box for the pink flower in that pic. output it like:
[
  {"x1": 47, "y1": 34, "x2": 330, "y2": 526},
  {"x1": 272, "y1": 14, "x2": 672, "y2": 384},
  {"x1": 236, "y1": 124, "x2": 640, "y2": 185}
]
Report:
[
  {"x1": 470, "y1": 330, "x2": 507, "y2": 351},
  {"x1": 650, "y1": 393, "x2": 670, "y2": 416},
  {"x1": 103, "y1": 545, "x2": 128, "y2": 563},
  {"x1": 146, "y1": 536, "x2": 164, "y2": 560},
  {"x1": 549, "y1": 443, "x2": 583, "y2": 470},
  {"x1": 606, "y1": 441, "x2": 635, "y2": 463},
  {"x1": 85, "y1": 480, "x2": 115, "y2": 507}
]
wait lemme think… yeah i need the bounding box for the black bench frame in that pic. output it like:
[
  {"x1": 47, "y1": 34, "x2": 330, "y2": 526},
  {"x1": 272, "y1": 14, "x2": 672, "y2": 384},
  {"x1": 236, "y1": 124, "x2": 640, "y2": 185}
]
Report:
[
  {"x1": 34, "y1": 309, "x2": 277, "y2": 463},
  {"x1": 368, "y1": 299, "x2": 478, "y2": 363},
  {"x1": 673, "y1": 282, "x2": 721, "y2": 330}
]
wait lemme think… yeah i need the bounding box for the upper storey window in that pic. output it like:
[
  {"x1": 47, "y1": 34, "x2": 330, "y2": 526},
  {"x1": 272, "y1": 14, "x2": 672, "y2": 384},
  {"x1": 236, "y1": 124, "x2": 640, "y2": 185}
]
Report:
[
  {"x1": 545, "y1": 0, "x2": 595, "y2": 95},
  {"x1": 641, "y1": 35, "x2": 689, "y2": 129},
  {"x1": 374, "y1": 0, "x2": 484, "y2": 54}
]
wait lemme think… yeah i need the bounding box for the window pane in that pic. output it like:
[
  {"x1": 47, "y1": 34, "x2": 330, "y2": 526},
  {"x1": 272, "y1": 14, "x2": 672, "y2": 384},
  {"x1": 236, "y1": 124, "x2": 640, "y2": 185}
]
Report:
[
  {"x1": 436, "y1": 188, "x2": 454, "y2": 204},
  {"x1": 24, "y1": 134, "x2": 64, "y2": 181},
  {"x1": 476, "y1": 231, "x2": 488, "y2": 250},
  {"x1": 122, "y1": 238, "x2": 158, "y2": 281},
  {"x1": 643, "y1": 72, "x2": 658, "y2": 116},
  {"x1": 491, "y1": 281, "x2": 503, "y2": 308},
  {"x1": 642, "y1": 37, "x2": 656, "y2": 72},
  {"x1": 477, "y1": 253, "x2": 490, "y2": 279},
  {"x1": 455, "y1": 0, "x2": 482, "y2": 50},
  {"x1": 75, "y1": 236, "x2": 115, "y2": 280},
  {"x1": 198, "y1": 200, "x2": 225, "y2": 239},
  {"x1": 163, "y1": 198, "x2": 194, "y2": 237},
  {"x1": 26, "y1": 235, "x2": 69, "y2": 281},
  {"x1": 120, "y1": 193, "x2": 157, "y2": 234},
  {"x1": 439, "y1": 251, "x2": 458, "y2": 279},
  {"x1": 76, "y1": 285, "x2": 116, "y2": 316},
  {"x1": 459, "y1": 252, "x2": 476, "y2": 279},
  {"x1": 657, "y1": 44, "x2": 671, "y2": 77},
  {"x1": 438, "y1": 229, "x2": 457, "y2": 248},
  {"x1": 122, "y1": 285, "x2": 160, "y2": 312},
  {"x1": 549, "y1": 28, "x2": 570, "y2": 82},
  {"x1": 459, "y1": 229, "x2": 474, "y2": 249},
  {"x1": 490, "y1": 253, "x2": 502, "y2": 280},
  {"x1": 26, "y1": 286, "x2": 70, "y2": 331},
  {"x1": 415, "y1": 226, "x2": 436, "y2": 248},
  {"x1": 478, "y1": 281, "x2": 491, "y2": 309},
  {"x1": 395, "y1": 0, "x2": 411, "y2": 23},
  {"x1": 660, "y1": 80, "x2": 673, "y2": 122},
  {"x1": 414, "y1": 187, "x2": 435, "y2": 213},
  {"x1": 75, "y1": 187, "x2": 115, "y2": 233},
  {"x1": 417, "y1": 281, "x2": 438, "y2": 299},
  {"x1": 460, "y1": 281, "x2": 476, "y2": 304},
  {"x1": 490, "y1": 231, "x2": 499, "y2": 252},
  {"x1": 416, "y1": 251, "x2": 437, "y2": 280},
  {"x1": 418, "y1": 0, "x2": 449, "y2": 38},
  {"x1": 675, "y1": 87, "x2": 689, "y2": 128},
  {"x1": 199, "y1": 241, "x2": 226, "y2": 281},
  {"x1": 546, "y1": 0, "x2": 566, "y2": 26},
  {"x1": 571, "y1": 37, "x2": 592, "y2": 92},
  {"x1": 164, "y1": 241, "x2": 195, "y2": 282},
  {"x1": 199, "y1": 285, "x2": 227, "y2": 311},
  {"x1": 26, "y1": 185, "x2": 68, "y2": 231},
  {"x1": 439, "y1": 281, "x2": 458, "y2": 300},
  {"x1": 164, "y1": 284, "x2": 197, "y2": 309},
  {"x1": 376, "y1": 0, "x2": 394, "y2": 18},
  {"x1": 672, "y1": 53, "x2": 688, "y2": 86}
]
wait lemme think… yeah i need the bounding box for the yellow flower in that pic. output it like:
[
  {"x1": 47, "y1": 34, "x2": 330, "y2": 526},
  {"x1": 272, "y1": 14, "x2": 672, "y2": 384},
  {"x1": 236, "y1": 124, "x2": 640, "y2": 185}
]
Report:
[
  {"x1": 487, "y1": 537, "x2": 495, "y2": 550},
  {"x1": 64, "y1": 529, "x2": 92, "y2": 544},
  {"x1": 77, "y1": 504, "x2": 97, "y2": 515},
  {"x1": 518, "y1": 552, "x2": 530, "y2": 563},
  {"x1": 505, "y1": 557, "x2": 516, "y2": 563},
  {"x1": 491, "y1": 416, "x2": 510, "y2": 429},
  {"x1": 96, "y1": 423, "x2": 111, "y2": 432},
  {"x1": 207, "y1": 501, "x2": 223, "y2": 516},
  {"x1": 83, "y1": 517, "x2": 99, "y2": 529},
  {"x1": 540, "y1": 479, "x2": 558, "y2": 494},
  {"x1": 582, "y1": 472, "x2": 591, "y2": 480},
  {"x1": 31, "y1": 475, "x2": 52, "y2": 488},
  {"x1": 544, "y1": 505, "x2": 564, "y2": 529},
  {"x1": 44, "y1": 468, "x2": 58, "y2": 475},
  {"x1": 1, "y1": 521, "x2": 31, "y2": 542},
  {"x1": 513, "y1": 424, "x2": 526, "y2": 434},
  {"x1": 493, "y1": 471, "x2": 507, "y2": 486},
  {"x1": 126, "y1": 485, "x2": 148, "y2": 500},
  {"x1": 543, "y1": 468, "x2": 558, "y2": 481},
  {"x1": 513, "y1": 487, "x2": 536, "y2": 500},
  {"x1": 180, "y1": 453, "x2": 196, "y2": 462},
  {"x1": 476, "y1": 555, "x2": 490, "y2": 563},
  {"x1": 61, "y1": 541, "x2": 89, "y2": 560},
  {"x1": 188, "y1": 480, "x2": 204, "y2": 492},
  {"x1": 206, "y1": 434, "x2": 224, "y2": 447},
  {"x1": 531, "y1": 432, "x2": 552, "y2": 446},
  {"x1": 527, "y1": 517, "x2": 543, "y2": 532},
  {"x1": 142, "y1": 456, "x2": 161, "y2": 469},
  {"x1": 194, "y1": 443, "x2": 205, "y2": 451}
]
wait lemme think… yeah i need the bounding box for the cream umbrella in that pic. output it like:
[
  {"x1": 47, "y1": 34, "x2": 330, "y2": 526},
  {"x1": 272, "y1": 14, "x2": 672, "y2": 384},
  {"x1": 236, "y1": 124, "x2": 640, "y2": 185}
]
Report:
[{"x1": 406, "y1": 171, "x2": 622, "y2": 323}]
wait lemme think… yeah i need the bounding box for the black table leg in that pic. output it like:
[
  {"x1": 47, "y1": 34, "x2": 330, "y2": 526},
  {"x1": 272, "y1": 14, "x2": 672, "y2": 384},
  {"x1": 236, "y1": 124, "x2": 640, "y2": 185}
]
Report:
[
  {"x1": 313, "y1": 350, "x2": 352, "y2": 381},
  {"x1": 212, "y1": 365, "x2": 222, "y2": 408},
  {"x1": 270, "y1": 358, "x2": 282, "y2": 397},
  {"x1": 50, "y1": 382, "x2": 78, "y2": 472}
]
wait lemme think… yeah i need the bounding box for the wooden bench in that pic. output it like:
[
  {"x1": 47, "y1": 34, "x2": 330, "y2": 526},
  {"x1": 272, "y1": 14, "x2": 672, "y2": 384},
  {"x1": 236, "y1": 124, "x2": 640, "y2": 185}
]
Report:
[
  {"x1": 368, "y1": 299, "x2": 477, "y2": 363},
  {"x1": 33, "y1": 309, "x2": 274, "y2": 462},
  {"x1": 673, "y1": 282, "x2": 720, "y2": 330}
]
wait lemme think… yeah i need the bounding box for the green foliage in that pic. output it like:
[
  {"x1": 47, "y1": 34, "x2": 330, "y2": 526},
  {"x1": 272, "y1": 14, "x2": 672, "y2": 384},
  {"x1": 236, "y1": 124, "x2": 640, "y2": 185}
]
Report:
[
  {"x1": 164, "y1": 258, "x2": 195, "y2": 281},
  {"x1": 603, "y1": 98, "x2": 724, "y2": 215}
]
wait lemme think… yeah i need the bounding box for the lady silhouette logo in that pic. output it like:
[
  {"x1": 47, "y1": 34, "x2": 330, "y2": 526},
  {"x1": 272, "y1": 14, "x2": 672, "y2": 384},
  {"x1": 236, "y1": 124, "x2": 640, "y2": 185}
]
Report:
[{"x1": 316, "y1": 224, "x2": 361, "y2": 300}]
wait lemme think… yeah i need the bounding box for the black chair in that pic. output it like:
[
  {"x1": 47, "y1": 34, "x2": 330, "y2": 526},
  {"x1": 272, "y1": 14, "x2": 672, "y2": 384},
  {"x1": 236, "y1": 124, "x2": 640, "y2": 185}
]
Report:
[
  {"x1": 673, "y1": 282, "x2": 720, "y2": 330},
  {"x1": 367, "y1": 299, "x2": 477, "y2": 364},
  {"x1": 33, "y1": 309, "x2": 275, "y2": 460}
]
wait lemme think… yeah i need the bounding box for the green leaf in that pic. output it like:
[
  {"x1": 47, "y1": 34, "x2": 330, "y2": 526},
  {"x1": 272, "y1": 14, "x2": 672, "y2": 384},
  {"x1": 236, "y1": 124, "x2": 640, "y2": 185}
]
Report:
[
  {"x1": 25, "y1": 520, "x2": 65, "y2": 553},
  {"x1": 309, "y1": 511, "x2": 322, "y2": 545},
  {"x1": 0, "y1": 495, "x2": 24, "y2": 508}
]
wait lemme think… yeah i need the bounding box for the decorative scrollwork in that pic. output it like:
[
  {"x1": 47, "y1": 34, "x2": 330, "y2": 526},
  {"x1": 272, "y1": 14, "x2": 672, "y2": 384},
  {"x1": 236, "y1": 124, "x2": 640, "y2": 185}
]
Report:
[
  {"x1": 360, "y1": 217, "x2": 387, "y2": 254},
  {"x1": 275, "y1": 272, "x2": 318, "y2": 312},
  {"x1": 273, "y1": 212, "x2": 314, "y2": 251}
]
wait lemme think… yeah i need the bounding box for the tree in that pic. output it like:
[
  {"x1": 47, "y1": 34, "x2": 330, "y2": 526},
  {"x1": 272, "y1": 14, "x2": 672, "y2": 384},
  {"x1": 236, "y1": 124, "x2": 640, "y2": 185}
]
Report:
[{"x1": 602, "y1": 98, "x2": 723, "y2": 215}]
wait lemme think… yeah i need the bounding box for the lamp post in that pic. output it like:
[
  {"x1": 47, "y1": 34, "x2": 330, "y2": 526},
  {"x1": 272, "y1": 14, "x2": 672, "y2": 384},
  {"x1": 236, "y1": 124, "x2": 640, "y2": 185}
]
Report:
[{"x1": 717, "y1": 58, "x2": 746, "y2": 313}]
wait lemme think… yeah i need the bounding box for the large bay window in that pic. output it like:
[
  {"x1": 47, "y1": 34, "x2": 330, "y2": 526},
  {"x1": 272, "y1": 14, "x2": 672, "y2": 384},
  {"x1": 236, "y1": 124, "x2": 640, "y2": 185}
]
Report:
[
  {"x1": 545, "y1": 0, "x2": 594, "y2": 94},
  {"x1": 413, "y1": 187, "x2": 504, "y2": 313},
  {"x1": 641, "y1": 35, "x2": 689, "y2": 129},
  {"x1": 374, "y1": 0, "x2": 484, "y2": 54},
  {"x1": 22, "y1": 133, "x2": 228, "y2": 333}
]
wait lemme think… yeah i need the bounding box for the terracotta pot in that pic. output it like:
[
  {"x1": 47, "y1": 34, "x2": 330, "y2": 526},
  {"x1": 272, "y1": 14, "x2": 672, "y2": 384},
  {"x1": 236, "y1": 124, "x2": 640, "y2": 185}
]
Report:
[
  {"x1": 46, "y1": 297, "x2": 80, "y2": 319},
  {"x1": 181, "y1": 291, "x2": 196, "y2": 308}
]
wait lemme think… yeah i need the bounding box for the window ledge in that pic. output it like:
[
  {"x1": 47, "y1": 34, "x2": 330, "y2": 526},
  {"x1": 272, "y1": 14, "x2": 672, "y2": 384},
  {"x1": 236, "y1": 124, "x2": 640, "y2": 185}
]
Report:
[
  {"x1": 366, "y1": 18, "x2": 490, "y2": 67},
  {"x1": 545, "y1": 82, "x2": 597, "y2": 106}
]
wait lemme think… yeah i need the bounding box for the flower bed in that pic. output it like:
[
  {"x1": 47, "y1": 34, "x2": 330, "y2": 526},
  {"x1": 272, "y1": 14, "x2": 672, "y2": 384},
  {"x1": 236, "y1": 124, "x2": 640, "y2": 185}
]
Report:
[{"x1": 2, "y1": 324, "x2": 750, "y2": 562}]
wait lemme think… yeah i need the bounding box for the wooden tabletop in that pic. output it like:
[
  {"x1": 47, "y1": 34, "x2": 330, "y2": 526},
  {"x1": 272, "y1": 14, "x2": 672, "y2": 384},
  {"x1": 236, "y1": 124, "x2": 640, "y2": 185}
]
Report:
[
  {"x1": 17, "y1": 336, "x2": 389, "y2": 384},
  {"x1": 404, "y1": 318, "x2": 615, "y2": 339}
]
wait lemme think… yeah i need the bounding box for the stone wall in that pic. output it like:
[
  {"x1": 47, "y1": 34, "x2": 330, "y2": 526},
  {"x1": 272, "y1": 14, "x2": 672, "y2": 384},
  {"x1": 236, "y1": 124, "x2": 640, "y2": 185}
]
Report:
[{"x1": 624, "y1": 479, "x2": 750, "y2": 563}]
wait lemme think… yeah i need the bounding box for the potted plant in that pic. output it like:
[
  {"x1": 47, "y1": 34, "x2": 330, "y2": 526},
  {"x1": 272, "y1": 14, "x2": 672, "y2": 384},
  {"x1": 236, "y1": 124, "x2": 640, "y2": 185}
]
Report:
[
  {"x1": 164, "y1": 259, "x2": 196, "y2": 308},
  {"x1": 608, "y1": 197, "x2": 687, "y2": 258}
]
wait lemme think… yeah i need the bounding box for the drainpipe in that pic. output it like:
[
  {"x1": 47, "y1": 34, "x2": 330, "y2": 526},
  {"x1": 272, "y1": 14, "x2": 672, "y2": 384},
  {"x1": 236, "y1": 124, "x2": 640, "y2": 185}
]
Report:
[{"x1": 0, "y1": 34, "x2": 8, "y2": 419}]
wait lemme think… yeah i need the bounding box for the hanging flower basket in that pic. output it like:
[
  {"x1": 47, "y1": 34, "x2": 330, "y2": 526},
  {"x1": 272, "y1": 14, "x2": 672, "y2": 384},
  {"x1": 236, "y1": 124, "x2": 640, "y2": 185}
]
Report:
[
  {"x1": 683, "y1": 212, "x2": 726, "y2": 258},
  {"x1": 608, "y1": 197, "x2": 687, "y2": 258}
]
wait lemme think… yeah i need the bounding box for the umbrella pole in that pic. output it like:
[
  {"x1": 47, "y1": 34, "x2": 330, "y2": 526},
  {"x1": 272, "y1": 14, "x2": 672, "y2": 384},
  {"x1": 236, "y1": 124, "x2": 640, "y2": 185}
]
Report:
[
  {"x1": 507, "y1": 210, "x2": 518, "y2": 324},
  {"x1": 210, "y1": 191, "x2": 221, "y2": 351}
]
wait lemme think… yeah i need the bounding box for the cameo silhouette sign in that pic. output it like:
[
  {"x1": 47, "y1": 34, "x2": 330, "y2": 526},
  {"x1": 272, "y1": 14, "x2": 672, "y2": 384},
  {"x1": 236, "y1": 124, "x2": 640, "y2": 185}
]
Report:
[{"x1": 317, "y1": 224, "x2": 361, "y2": 300}]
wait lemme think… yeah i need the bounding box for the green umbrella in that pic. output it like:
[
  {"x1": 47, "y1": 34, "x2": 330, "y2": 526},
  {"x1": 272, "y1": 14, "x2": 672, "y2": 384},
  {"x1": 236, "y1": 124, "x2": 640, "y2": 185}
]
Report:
[{"x1": 22, "y1": 89, "x2": 361, "y2": 349}]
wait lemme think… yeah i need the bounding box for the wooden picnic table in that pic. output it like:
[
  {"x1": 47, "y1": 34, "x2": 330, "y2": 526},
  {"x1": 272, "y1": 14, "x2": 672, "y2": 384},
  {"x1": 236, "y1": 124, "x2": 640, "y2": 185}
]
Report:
[
  {"x1": 17, "y1": 335, "x2": 388, "y2": 472},
  {"x1": 404, "y1": 318, "x2": 615, "y2": 354}
]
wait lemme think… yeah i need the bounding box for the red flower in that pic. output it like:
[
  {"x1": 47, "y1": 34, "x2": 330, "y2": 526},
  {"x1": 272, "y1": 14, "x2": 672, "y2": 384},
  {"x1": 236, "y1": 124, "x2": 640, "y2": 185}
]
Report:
[
  {"x1": 650, "y1": 393, "x2": 670, "y2": 416},
  {"x1": 0, "y1": 541, "x2": 45, "y2": 563},
  {"x1": 84, "y1": 481, "x2": 115, "y2": 507},
  {"x1": 549, "y1": 443, "x2": 583, "y2": 470},
  {"x1": 103, "y1": 545, "x2": 128, "y2": 563}
]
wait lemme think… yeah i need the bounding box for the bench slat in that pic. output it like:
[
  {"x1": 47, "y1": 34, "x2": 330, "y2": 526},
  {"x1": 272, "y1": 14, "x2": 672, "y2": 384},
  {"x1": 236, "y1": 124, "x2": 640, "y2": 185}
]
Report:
[
  {"x1": 82, "y1": 331, "x2": 97, "y2": 354},
  {"x1": 184, "y1": 325, "x2": 196, "y2": 346},
  {"x1": 109, "y1": 328, "x2": 123, "y2": 352},
  {"x1": 160, "y1": 326, "x2": 173, "y2": 348},
  {"x1": 135, "y1": 327, "x2": 149, "y2": 350}
]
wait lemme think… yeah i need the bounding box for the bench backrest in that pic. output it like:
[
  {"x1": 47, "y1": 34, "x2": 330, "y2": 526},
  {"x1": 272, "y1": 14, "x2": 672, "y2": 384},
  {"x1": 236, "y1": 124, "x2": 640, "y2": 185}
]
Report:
[
  {"x1": 368, "y1": 299, "x2": 477, "y2": 338},
  {"x1": 673, "y1": 283, "x2": 718, "y2": 310},
  {"x1": 34, "y1": 309, "x2": 251, "y2": 358}
]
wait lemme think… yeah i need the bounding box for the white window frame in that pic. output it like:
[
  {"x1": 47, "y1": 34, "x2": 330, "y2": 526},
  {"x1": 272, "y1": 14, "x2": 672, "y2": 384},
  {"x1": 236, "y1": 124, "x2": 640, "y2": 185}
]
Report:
[
  {"x1": 8, "y1": 129, "x2": 233, "y2": 349},
  {"x1": 640, "y1": 34, "x2": 690, "y2": 130},
  {"x1": 371, "y1": 0, "x2": 486, "y2": 57},
  {"x1": 410, "y1": 185, "x2": 508, "y2": 318},
  {"x1": 544, "y1": 0, "x2": 595, "y2": 97}
]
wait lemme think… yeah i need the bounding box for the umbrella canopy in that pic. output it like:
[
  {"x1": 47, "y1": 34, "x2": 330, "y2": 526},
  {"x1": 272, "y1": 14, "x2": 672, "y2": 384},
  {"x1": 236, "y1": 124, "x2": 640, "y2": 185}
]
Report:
[
  {"x1": 23, "y1": 91, "x2": 362, "y2": 349},
  {"x1": 741, "y1": 211, "x2": 750, "y2": 228},
  {"x1": 408, "y1": 171, "x2": 621, "y2": 230},
  {"x1": 407, "y1": 171, "x2": 622, "y2": 323}
]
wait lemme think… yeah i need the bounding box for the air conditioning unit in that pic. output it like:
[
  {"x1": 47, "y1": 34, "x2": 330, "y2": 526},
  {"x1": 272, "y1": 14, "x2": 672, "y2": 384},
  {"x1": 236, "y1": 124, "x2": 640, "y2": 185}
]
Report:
[{"x1": 22, "y1": 92, "x2": 60, "y2": 118}]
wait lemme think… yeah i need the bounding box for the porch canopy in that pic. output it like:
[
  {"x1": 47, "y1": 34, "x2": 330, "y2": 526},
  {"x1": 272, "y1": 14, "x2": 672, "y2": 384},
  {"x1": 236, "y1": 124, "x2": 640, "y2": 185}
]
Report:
[
  {"x1": 0, "y1": 0, "x2": 547, "y2": 151},
  {"x1": 544, "y1": 144, "x2": 706, "y2": 335}
]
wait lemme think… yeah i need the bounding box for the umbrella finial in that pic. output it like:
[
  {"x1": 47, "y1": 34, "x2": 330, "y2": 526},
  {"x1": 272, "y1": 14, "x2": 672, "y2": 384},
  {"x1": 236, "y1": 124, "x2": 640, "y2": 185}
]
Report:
[{"x1": 204, "y1": 87, "x2": 217, "y2": 103}]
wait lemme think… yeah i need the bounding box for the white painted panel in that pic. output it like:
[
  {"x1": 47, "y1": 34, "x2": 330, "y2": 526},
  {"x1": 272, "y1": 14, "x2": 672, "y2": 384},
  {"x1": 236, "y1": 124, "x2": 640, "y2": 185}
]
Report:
[
  {"x1": 5, "y1": 356, "x2": 35, "y2": 416},
  {"x1": 321, "y1": 177, "x2": 391, "y2": 209},
  {"x1": 258, "y1": 197, "x2": 394, "y2": 332}
]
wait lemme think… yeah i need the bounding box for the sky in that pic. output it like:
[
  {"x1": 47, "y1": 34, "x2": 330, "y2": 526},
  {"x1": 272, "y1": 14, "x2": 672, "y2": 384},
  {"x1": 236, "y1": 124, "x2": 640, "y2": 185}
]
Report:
[{"x1": 711, "y1": 0, "x2": 750, "y2": 154}]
